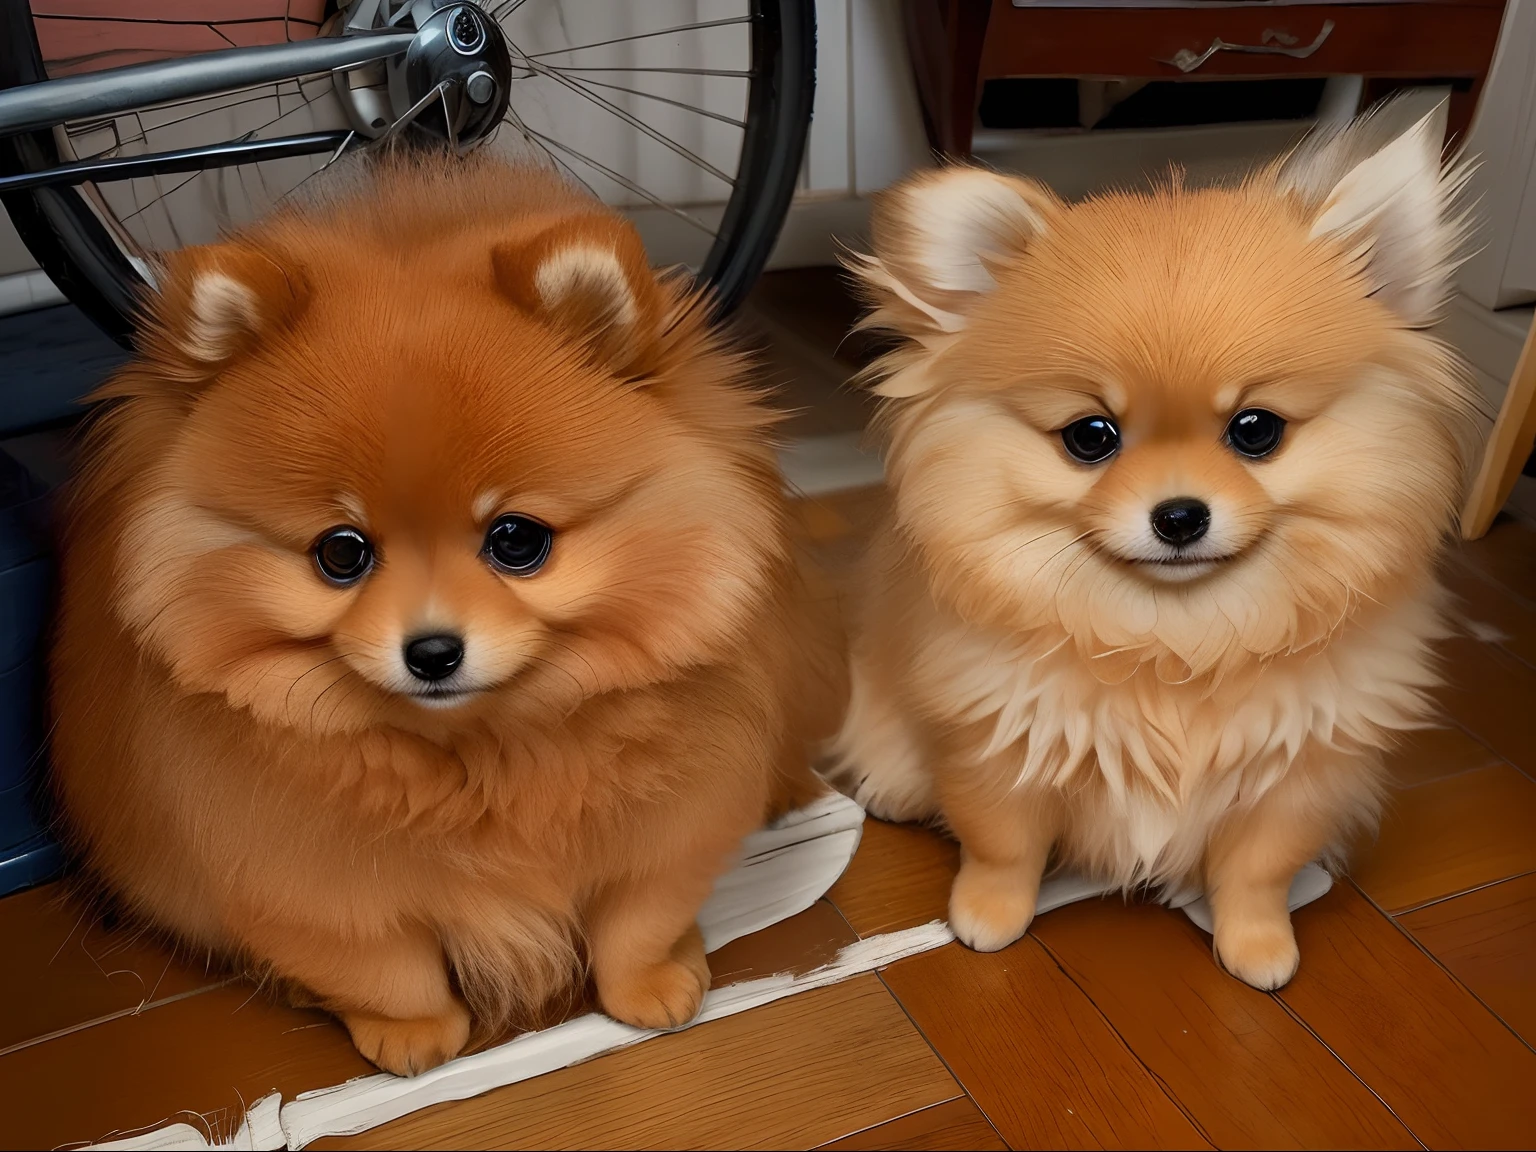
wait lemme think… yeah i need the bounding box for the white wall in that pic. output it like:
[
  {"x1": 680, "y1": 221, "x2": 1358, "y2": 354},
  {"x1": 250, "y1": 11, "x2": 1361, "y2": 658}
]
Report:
[
  {"x1": 804, "y1": 0, "x2": 931, "y2": 197},
  {"x1": 1456, "y1": 0, "x2": 1536, "y2": 310},
  {"x1": 764, "y1": 0, "x2": 930, "y2": 268}
]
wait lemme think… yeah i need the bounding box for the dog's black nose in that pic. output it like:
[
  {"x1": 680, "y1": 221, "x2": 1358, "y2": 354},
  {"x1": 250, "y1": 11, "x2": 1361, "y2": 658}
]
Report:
[
  {"x1": 1150, "y1": 498, "x2": 1211, "y2": 546},
  {"x1": 404, "y1": 634, "x2": 464, "y2": 682}
]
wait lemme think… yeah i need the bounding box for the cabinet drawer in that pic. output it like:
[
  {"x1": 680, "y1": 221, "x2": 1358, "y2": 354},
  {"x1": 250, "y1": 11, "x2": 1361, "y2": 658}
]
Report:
[{"x1": 979, "y1": 1, "x2": 1504, "y2": 79}]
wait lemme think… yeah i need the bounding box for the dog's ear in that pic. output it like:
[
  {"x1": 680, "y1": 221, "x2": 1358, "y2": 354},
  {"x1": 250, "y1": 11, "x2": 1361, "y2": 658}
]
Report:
[
  {"x1": 1279, "y1": 101, "x2": 1471, "y2": 327},
  {"x1": 849, "y1": 166, "x2": 1057, "y2": 337},
  {"x1": 155, "y1": 242, "x2": 310, "y2": 369},
  {"x1": 492, "y1": 215, "x2": 663, "y2": 376}
]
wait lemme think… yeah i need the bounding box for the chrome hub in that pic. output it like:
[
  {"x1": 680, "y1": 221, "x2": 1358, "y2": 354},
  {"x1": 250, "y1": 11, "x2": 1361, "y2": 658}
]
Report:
[{"x1": 336, "y1": 0, "x2": 511, "y2": 147}]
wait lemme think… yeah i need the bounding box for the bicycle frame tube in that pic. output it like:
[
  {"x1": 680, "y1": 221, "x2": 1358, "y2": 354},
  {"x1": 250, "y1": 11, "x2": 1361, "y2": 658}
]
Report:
[{"x1": 0, "y1": 31, "x2": 414, "y2": 138}]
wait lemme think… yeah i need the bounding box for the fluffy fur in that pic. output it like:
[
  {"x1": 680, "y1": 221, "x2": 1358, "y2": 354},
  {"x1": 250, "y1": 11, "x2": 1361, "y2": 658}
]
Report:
[
  {"x1": 49, "y1": 158, "x2": 843, "y2": 1075},
  {"x1": 829, "y1": 104, "x2": 1482, "y2": 989}
]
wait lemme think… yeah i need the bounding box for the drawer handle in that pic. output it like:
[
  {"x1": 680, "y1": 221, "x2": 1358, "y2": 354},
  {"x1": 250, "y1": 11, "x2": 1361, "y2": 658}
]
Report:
[{"x1": 1162, "y1": 19, "x2": 1334, "y2": 74}]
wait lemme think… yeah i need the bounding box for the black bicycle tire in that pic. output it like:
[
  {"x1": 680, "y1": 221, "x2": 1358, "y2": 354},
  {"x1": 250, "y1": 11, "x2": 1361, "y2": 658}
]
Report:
[
  {"x1": 700, "y1": 0, "x2": 815, "y2": 318},
  {"x1": 0, "y1": 0, "x2": 144, "y2": 347},
  {"x1": 0, "y1": 0, "x2": 814, "y2": 347}
]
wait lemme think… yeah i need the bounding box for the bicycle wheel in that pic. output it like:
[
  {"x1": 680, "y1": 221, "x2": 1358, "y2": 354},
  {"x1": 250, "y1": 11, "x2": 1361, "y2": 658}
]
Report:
[{"x1": 0, "y1": 0, "x2": 814, "y2": 348}]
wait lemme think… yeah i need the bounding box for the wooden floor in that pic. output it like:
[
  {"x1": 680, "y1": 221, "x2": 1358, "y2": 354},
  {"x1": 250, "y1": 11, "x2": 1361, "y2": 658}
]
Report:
[{"x1": 2, "y1": 272, "x2": 1535, "y2": 1149}]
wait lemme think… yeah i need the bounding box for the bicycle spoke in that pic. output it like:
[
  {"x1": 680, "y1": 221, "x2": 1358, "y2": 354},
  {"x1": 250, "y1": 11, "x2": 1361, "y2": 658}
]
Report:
[
  {"x1": 525, "y1": 129, "x2": 716, "y2": 237},
  {"x1": 489, "y1": 0, "x2": 534, "y2": 21},
  {"x1": 521, "y1": 59, "x2": 733, "y2": 186},
  {"x1": 68, "y1": 93, "x2": 262, "y2": 158},
  {"x1": 72, "y1": 73, "x2": 326, "y2": 143},
  {"x1": 103, "y1": 84, "x2": 335, "y2": 228},
  {"x1": 118, "y1": 169, "x2": 203, "y2": 223},
  {"x1": 524, "y1": 17, "x2": 754, "y2": 61},
  {"x1": 563, "y1": 76, "x2": 745, "y2": 129},
  {"x1": 540, "y1": 65, "x2": 752, "y2": 78},
  {"x1": 275, "y1": 130, "x2": 357, "y2": 207},
  {"x1": 499, "y1": 101, "x2": 597, "y2": 199},
  {"x1": 375, "y1": 79, "x2": 450, "y2": 148},
  {"x1": 440, "y1": 82, "x2": 458, "y2": 152},
  {"x1": 67, "y1": 74, "x2": 335, "y2": 163}
]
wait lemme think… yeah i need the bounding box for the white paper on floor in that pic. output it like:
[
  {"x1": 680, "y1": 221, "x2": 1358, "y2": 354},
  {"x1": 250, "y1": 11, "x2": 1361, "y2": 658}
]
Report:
[
  {"x1": 698, "y1": 791, "x2": 865, "y2": 952},
  {"x1": 88, "y1": 1092, "x2": 284, "y2": 1151},
  {"x1": 1033, "y1": 860, "x2": 1333, "y2": 931},
  {"x1": 1171, "y1": 862, "x2": 1333, "y2": 935},
  {"x1": 84, "y1": 792, "x2": 1334, "y2": 1152}
]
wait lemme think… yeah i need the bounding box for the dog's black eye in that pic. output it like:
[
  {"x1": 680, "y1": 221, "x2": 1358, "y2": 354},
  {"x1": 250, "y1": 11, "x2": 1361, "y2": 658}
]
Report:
[
  {"x1": 1227, "y1": 408, "x2": 1286, "y2": 458},
  {"x1": 485, "y1": 514, "x2": 552, "y2": 575},
  {"x1": 1062, "y1": 416, "x2": 1120, "y2": 464},
  {"x1": 313, "y1": 526, "x2": 373, "y2": 585}
]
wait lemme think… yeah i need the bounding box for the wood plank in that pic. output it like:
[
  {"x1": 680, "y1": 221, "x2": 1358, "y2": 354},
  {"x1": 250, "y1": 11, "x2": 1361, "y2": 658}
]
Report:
[
  {"x1": 706, "y1": 898, "x2": 859, "y2": 987},
  {"x1": 0, "y1": 983, "x2": 369, "y2": 1150},
  {"x1": 1399, "y1": 872, "x2": 1536, "y2": 1046},
  {"x1": 818, "y1": 1097, "x2": 1007, "y2": 1151},
  {"x1": 1352, "y1": 763, "x2": 1536, "y2": 913},
  {"x1": 793, "y1": 496, "x2": 855, "y2": 544},
  {"x1": 1457, "y1": 515, "x2": 1536, "y2": 607},
  {"x1": 793, "y1": 486, "x2": 888, "y2": 545},
  {"x1": 1279, "y1": 881, "x2": 1536, "y2": 1150},
  {"x1": 881, "y1": 938, "x2": 1210, "y2": 1150},
  {"x1": 1031, "y1": 897, "x2": 1416, "y2": 1149},
  {"x1": 799, "y1": 486, "x2": 889, "y2": 580},
  {"x1": 1384, "y1": 724, "x2": 1501, "y2": 789},
  {"x1": 1442, "y1": 559, "x2": 1536, "y2": 672},
  {"x1": 0, "y1": 891, "x2": 868, "y2": 1147},
  {"x1": 1436, "y1": 635, "x2": 1536, "y2": 776},
  {"x1": 314, "y1": 976, "x2": 959, "y2": 1152},
  {"x1": 0, "y1": 882, "x2": 222, "y2": 1054},
  {"x1": 828, "y1": 819, "x2": 958, "y2": 938}
]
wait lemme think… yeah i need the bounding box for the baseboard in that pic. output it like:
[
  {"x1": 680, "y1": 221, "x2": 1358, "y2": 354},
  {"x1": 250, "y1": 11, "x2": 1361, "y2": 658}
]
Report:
[{"x1": 765, "y1": 195, "x2": 871, "y2": 272}]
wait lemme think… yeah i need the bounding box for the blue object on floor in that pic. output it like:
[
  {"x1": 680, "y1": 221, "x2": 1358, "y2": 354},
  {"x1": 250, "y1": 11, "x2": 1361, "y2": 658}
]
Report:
[
  {"x1": 0, "y1": 298, "x2": 128, "y2": 897},
  {"x1": 0, "y1": 303, "x2": 127, "y2": 437},
  {"x1": 0, "y1": 447, "x2": 62, "y2": 896}
]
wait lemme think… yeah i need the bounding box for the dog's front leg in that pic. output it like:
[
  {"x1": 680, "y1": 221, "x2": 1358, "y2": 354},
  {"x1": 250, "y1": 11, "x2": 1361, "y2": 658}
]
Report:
[
  {"x1": 240, "y1": 919, "x2": 469, "y2": 1076},
  {"x1": 941, "y1": 754, "x2": 1062, "y2": 953},
  {"x1": 1202, "y1": 752, "x2": 1356, "y2": 990},
  {"x1": 587, "y1": 868, "x2": 716, "y2": 1032}
]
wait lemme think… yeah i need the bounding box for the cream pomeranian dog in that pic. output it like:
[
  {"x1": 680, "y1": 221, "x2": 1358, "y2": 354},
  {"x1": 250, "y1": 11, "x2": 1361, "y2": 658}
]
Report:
[{"x1": 828, "y1": 105, "x2": 1481, "y2": 989}]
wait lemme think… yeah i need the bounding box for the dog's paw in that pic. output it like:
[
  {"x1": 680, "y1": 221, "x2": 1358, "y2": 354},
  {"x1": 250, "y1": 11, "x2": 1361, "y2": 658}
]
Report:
[
  {"x1": 342, "y1": 1003, "x2": 471, "y2": 1077},
  {"x1": 598, "y1": 956, "x2": 709, "y2": 1031},
  {"x1": 949, "y1": 860, "x2": 1036, "y2": 953},
  {"x1": 1214, "y1": 917, "x2": 1300, "y2": 990}
]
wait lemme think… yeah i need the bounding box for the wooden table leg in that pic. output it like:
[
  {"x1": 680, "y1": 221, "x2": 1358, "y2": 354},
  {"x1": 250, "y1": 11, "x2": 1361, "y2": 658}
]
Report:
[
  {"x1": 904, "y1": 0, "x2": 992, "y2": 158},
  {"x1": 1462, "y1": 314, "x2": 1536, "y2": 539}
]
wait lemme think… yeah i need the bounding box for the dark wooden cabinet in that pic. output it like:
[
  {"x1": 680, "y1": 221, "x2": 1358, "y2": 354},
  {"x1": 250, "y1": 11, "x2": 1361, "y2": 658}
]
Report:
[{"x1": 906, "y1": 0, "x2": 1507, "y2": 156}]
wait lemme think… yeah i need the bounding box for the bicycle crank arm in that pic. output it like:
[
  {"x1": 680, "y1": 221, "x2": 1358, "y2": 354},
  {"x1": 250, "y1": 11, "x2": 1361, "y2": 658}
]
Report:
[
  {"x1": 0, "y1": 32, "x2": 414, "y2": 138},
  {"x1": 0, "y1": 130, "x2": 356, "y2": 194}
]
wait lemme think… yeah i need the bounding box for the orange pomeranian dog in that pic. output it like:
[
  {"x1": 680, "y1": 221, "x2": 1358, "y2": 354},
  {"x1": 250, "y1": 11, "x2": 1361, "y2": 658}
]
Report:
[
  {"x1": 828, "y1": 105, "x2": 1481, "y2": 989},
  {"x1": 49, "y1": 158, "x2": 842, "y2": 1075}
]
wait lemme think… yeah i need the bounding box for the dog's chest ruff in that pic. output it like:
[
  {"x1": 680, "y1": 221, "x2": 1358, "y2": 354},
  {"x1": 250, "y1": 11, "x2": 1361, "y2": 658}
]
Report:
[{"x1": 920, "y1": 593, "x2": 1444, "y2": 878}]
